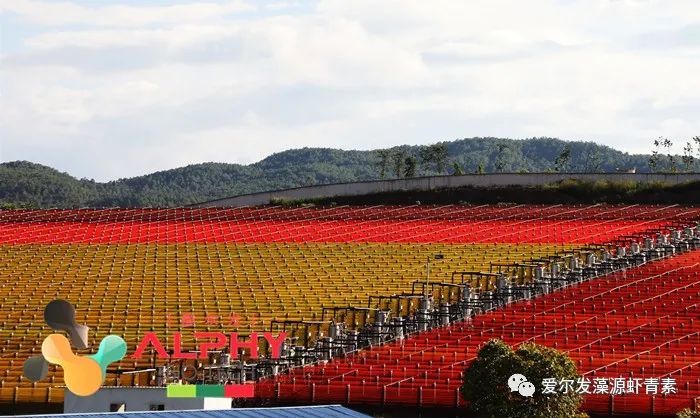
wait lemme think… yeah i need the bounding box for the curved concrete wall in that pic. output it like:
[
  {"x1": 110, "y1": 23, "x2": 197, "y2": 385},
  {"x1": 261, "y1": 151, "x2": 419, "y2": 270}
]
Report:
[{"x1": 191, "y1": 173, "x2": 700, "y2": 208}]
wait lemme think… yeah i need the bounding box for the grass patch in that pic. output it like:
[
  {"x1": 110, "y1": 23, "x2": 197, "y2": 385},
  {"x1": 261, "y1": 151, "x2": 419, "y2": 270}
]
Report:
[{"x1": 281, "y1": 180, "x2": 700, "y2": 206}]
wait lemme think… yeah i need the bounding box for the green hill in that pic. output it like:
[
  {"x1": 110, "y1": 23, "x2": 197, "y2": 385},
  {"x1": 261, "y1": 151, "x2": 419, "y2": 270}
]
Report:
[{"x1": 0, "y1": 137, "x2": 685, "y2": 208}]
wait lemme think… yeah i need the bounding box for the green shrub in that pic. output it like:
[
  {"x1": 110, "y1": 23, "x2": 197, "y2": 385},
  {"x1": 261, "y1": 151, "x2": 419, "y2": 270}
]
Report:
[
  {"x1": 461, "y1": 339, "x2": 587, "y2": 418},
  {"x1": 678, "y1": 408, "x2": 700, "y2": 418}
]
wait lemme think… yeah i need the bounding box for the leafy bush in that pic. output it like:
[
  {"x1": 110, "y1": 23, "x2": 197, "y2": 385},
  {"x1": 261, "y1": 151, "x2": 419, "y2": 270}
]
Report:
[
  {"x1": 461, "y1": 339, "x2": 587, "y2": 418},
  {"x1": 678, "y1": 409, "x2": 700, "y2": 418}
]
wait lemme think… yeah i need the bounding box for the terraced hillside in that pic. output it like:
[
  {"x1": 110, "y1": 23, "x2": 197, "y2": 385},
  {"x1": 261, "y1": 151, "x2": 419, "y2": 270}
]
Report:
[{"x1": 0, "y1": 204, "x2": 697, "y2": 411}]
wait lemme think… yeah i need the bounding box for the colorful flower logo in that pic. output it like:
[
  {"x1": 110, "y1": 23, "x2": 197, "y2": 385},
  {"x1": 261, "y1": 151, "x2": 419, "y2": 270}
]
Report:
[{"x1": 23, "y1": 300, "x2": 127, "y2": 396}]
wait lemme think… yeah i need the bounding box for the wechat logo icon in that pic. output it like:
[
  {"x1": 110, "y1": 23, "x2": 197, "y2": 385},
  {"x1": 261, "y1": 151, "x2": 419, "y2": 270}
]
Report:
[{"x1": 508, "y1": 373, "x2": 536, "y2": 397}]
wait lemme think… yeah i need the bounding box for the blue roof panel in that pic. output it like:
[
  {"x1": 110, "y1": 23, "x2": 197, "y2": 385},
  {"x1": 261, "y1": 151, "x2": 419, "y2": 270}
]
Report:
[{"x1": 10, "y1": 405, "x2": 369, "y2": 418}]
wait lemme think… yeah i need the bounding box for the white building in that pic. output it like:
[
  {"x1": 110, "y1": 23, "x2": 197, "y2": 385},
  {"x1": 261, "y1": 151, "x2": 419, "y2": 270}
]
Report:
[{"x1": 64, "y1": 387, "x2": 231, "y2": 413}]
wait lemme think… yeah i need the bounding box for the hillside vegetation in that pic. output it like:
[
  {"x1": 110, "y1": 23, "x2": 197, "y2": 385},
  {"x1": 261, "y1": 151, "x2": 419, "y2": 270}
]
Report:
[
  {"x1": 0, "y1": 137, "x2": 695, "y2": 208},
  {"x1": 304, "y1": 179, "x2": 700, "y2": 206}
]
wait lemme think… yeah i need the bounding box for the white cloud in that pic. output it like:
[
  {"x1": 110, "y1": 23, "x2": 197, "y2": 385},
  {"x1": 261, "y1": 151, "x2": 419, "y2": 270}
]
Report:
[
  {"x1": 0, "y1": 0, "x2": 253, "y2": 28},
  {"x1": 2, "y1": 0, "x2": 700, "y2": 180}
]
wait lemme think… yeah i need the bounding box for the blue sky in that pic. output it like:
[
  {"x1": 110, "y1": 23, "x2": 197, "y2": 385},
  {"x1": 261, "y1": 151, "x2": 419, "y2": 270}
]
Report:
[{"x1": 1, "y1": 0, "x2": 700, "y2": 181}]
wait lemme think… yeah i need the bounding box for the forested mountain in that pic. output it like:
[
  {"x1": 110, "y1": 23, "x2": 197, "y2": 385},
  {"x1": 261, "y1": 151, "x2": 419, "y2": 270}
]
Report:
[{"x1": 0, "y1": 137, "x2": 694, "y2": 208}]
